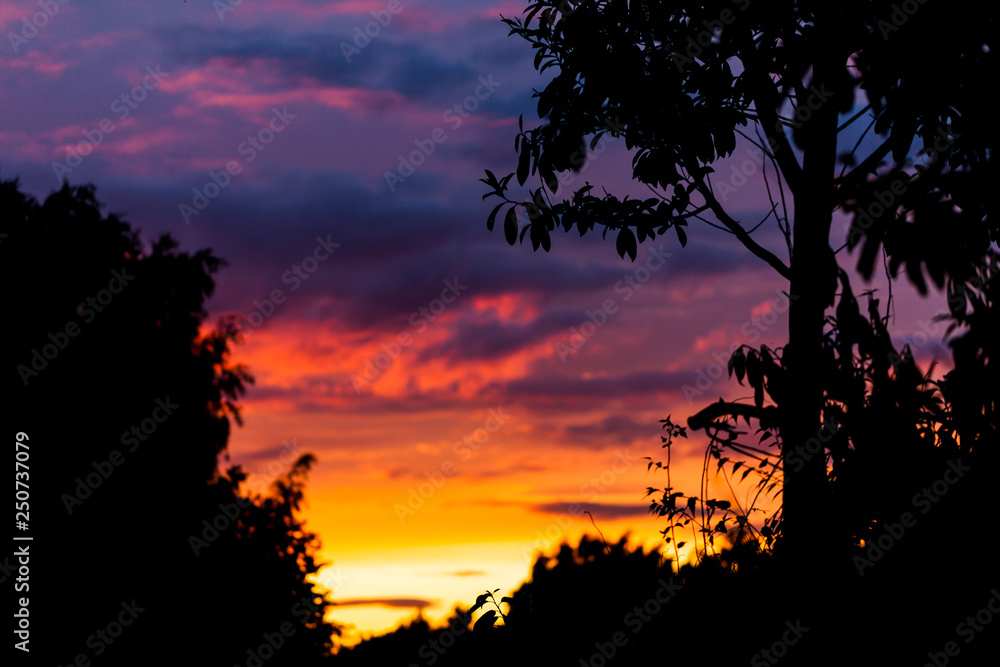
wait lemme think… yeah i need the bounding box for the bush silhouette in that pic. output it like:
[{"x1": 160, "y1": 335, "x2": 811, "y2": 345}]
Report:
[{"x1": 2, "y1": 177, "x2": 338, "y2": 665}]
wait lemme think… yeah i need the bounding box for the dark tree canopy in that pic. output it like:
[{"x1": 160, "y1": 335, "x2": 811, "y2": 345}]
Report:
[
  {"x1": 482, "y1": 0, "x2": 998, "y2": 571},
  {"x1": 485, "y1": 0, "x2": 997, "y2": 271},
  {"x1": 479, "y1": 2, "x2": 999, "y2": 663},
  {"x1": 2, "y1": 177, "x2": 338, "y2": 665}
]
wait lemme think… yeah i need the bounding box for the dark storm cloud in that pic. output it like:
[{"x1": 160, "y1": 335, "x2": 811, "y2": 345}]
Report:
[
  {"x1": 336, "y1": 597, "x2": 435, "y2": 609},
  {"x1": 563, "y1": 414, "x2": 662, "y2": 446},
  {"x1": 415, "y1": 309, "x2": 587, "y2": 363},
  {"x1": 531, "y1": 501, "x2": 649, "y2": 520},
  {"x1": 151, "y1": 22, "x2": 537, "y2": 106}
]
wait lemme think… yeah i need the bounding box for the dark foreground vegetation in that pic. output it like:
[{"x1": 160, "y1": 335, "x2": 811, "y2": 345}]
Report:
[
  {"x1": 4, "y1": 178, "x2": 337, "y2": 667},
  {"x1": 5, "y1": 2, "x2": 999, "y2": 665},
  {"x1": 4, "y1": 165, "x2": 998, "y2": 667}
]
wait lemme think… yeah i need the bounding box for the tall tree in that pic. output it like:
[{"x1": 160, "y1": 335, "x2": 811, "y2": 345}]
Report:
[
  {"x1": 481, "y1": 0, "x2": 997, "y2": 571},
  {"x1": 2, "y1": 178, "x2": 338, "y2": 665}
]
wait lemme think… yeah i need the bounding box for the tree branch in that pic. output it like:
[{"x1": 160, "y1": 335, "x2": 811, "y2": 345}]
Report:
[
  {"x1": 688, "y1": 400, "x2": 780, "y2": 432},
  {"x1": 739, "y1": 46, "x2": 805, "y2": 194},
  {"x1": 840, "y1": 136, "x2": 893, "y2": 188},
  {"x1": 694, "y1": 175, "x2": 792, "y2": 280}
]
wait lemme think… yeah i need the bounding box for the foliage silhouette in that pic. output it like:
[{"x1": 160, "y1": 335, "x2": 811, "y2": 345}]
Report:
[
  {"x1": 481, "y1": 0, "x2": 998, "y2": 577},
  {"x1": 2, "y1": 177, "x2": 338, "y2": 665},
  {"x1": 641, "y1": 257, "x2": 999, "y2": 662},
  {"x1": 335, "y1": 536, "x2": 690, "y2": 667},
  {"x1": 479, "y1": 1, "x2": 999, "y2": 663}
]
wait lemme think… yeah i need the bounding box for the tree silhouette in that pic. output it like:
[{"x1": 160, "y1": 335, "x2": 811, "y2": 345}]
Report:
[
  {"x1": 641, "y1": 254, "x2": 999, "y2": 662},
  {"x1": 478, "y1": 4, "x2": 1000, "y2": 662},
  {"x1": 481, "y1": 0, "x2": 998, "y2": 575},
  {"x1": 2, "y1": 177, "x2": 338, "y2": 665},
  {"x1": 335, "y1": 536, "x2": 683, "y2": 667},
  {"x1": 188, "y1": 453, "x2": 340, "y2": 665}
]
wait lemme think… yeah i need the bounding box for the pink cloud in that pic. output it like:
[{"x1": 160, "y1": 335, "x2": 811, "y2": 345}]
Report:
[
  {"x1": 692, "y1": 327, "x2": 731, "y2": 353},
  {"x1": 0, "y1": 131, "x2": 53, "y2": 162},
  {"x1": 0, "y1": 4, "x2": 27, "y2": 24},
  {"x1": 100, "y1": 126, "x2": 187, "y2": 157},
  {"x1": 209, "y1": 0, "x2": 411, "y2": 26},
  {"x1": 480, "y1": 2, "x2": 528, "y2": 20},
  {"x1": 64, "y1": 29, "x2": 143, "y2": 51},
  {"x1": 161, "y1": 59, "x2": 405, "y2": 120},
  {"x1": 0, "y1": 50, "x2": 69, "y2": 76},
  {"x1": 469, "y1": 293, "x2": 540, "y2": 323},
  {"x1": 323, "y1": 0, "x2": 391, "y2": 14}
]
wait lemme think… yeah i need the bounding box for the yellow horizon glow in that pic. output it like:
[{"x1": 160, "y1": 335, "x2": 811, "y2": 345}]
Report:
[{"x1": 215, "y1": 275, "x2": 794, "y2": 648}]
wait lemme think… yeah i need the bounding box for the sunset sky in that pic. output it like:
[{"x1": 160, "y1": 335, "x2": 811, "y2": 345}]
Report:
[{"x1": 1, "y1": 0, "x2": 955, "y2": 645}]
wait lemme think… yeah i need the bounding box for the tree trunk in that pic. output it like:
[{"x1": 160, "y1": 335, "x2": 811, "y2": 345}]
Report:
[{"x1": 781, "y1": 52, "x2": 841, "y2": 575}]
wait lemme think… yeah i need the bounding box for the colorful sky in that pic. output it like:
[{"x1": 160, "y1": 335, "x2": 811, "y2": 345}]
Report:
[{"x1": 1, "y1": 0, "x2": 955, "y2": 646}]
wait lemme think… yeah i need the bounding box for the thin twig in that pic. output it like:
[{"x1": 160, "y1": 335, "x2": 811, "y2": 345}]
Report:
[{"x1": 584, "y1": 511, "x2": 611, "y2": 555}]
